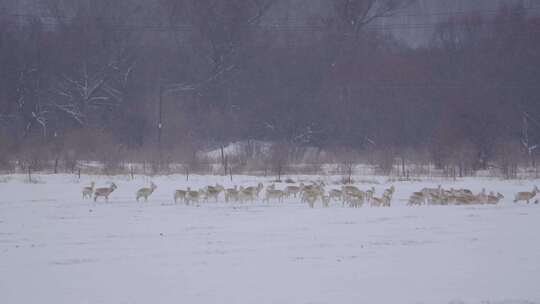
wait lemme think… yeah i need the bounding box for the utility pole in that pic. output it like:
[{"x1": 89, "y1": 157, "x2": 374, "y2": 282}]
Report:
[
  {"x1": 522, "y1": 111, "x2": 539, "y2": 170},
  {"x1": 157, "y1": 80, "x2": 164, "y2": 172},
  {"x1": 158, "y1": 80, "x2": 163, "y2": 149}
]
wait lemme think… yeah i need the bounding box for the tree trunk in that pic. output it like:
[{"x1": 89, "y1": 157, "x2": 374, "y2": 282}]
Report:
[
  {"x1": 224, "y1": 155, "x2": 228, "y2": 177},
  {"x1": 220, "y1": 145, "x2": 226, "y2": 176}
]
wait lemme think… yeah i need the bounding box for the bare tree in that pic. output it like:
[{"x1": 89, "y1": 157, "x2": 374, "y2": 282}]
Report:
[
  {"x1": 269, "y1": 141, "x2": 289, "y2": 181},
  {"x1": 330, "y1": 0, "x2": 412, "y2": 35},
  {"x1": 164, "y1": 0, "x2": 276, "y2": 92}
]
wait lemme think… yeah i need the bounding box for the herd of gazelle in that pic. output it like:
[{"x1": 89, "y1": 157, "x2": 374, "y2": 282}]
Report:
[
  {"x1": 82, "y1": 181, "x2": 540, "y2": 207},
  {"x1": 407, "y1": 185, "x2": 539, "y2": 206},
  {"x1": 82, "y1": 182, "x2": 118, "y2": 202}
]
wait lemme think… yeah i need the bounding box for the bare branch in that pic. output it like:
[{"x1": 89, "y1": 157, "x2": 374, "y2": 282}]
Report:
[
  {"x1": 165, "y1": 64, "x2": 237, "y2": 94},
  {"x1": 332, "y1": 0, "x2": 412, "y2": 34},
  {"x1": 49, "y1": 102, "x2": 85, "y2": 126},
  {"x1": 248, "y1": 0, "x2": 276, "y2": 25}
]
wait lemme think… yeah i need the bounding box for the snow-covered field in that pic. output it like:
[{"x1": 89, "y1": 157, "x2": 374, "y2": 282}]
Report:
[{"x1": 1, "y1": 174, "x2": 540, "y2": 304}]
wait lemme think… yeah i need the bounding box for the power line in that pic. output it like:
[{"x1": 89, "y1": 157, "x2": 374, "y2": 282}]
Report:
[
  {"x1": 2, "y1": 18, "x2": 540, "y2": 35},
  {"x1": 1, "y1": 6, "x2": 540, "y2": 33},
  {"x1": 3, "y1": 4, "x2": 540, "y2": 22},
  {"x1": 352, "y1": 84, "x2": 540, "y2": 90},
  {"x1": 377, "y1": 4, "x2": 540, "y2": 18}
]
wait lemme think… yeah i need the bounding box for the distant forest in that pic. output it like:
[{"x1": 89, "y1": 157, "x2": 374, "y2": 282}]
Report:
[{"x1": 1, "y1": 0, "x2": 539, "y2": 176}]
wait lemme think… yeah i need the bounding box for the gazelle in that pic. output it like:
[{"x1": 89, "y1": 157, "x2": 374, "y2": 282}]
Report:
[
  {"x1": 342, "y1": 186, "x2": 364, "y2": 207},
  {"x1": 238, "y1": 187, "x2": 257, "y2": 203},
  {"x1": 185, "y1": 188, "x2": 201, "y2": 205},
  {"x1": 383, "y1": 185, "x2": 395, "y2": 199},
  {"x1": 381, "y1": 194, "x2": 391, "y2": 207},
  {"x1": 371, "y1": 193, "x2": 391, "y2": 207},
  {"x1": 82, "y1": 182, "x2": 95, "y2": 199},
  {"x1": 454, "y1": 188, "x2": 473, "y2": 197},
  {"x1": 487, "y1": 192, "x2": 504, "y2": 205},
  {"x1": 255, "y1": 183, "x2": 264, "y2": 197},
  {"x1": 322, "y1": 195, "x2": 330, "y2": 208},
  {"x1": 329, "y1": 189, "x2": 343, "y2": 202},
  {"x1": 370, "y1": 196, "x2": 384, "y2": 207},
  {"x1": 303, "y1": 191, "x2": 320, "y2": 208},
  {"x1": 342, "y1": 185, "x2": 361, "y2": 194},
  {"x1": 264, "y1": 188, "x2": 286, "y2": 203},
  {"x1": 365, "y1": 187, "x2": 375, "y2": 203},
  {"x1": 514, "y1": 186, "x2": 539, "y2": 204},
  {"x1": 136, "y1": 182, "x2": 157, "y2": 202},
  {"x1": 343, "y1": 191, "x2": 364, "y2": 208},
  {"x1": 427, "y1": 191, "x2": 450, "y2": 205},
  {"x1": 475, "y1": 188, "x2": 488, "y2": 204},
  {"x1": 421, "y1": 185, "x2": 442, "y2": 197},
  {"x1": 225, "y1": 186, "x2": 239, "y2": 203},
  {"x1": 303, "y1": 183, "x2": 325, "y2": 195},
  {"x1": 204, "y1": 185, "x2": 223, "y2": 202},
  {"x1": 285, "y1": 185, "x2": 302, "y2": 198},
  {"x1": 174, "y1": 190, "x2": 187, "y2": 204},
  {"x1": 94, "y1": 183, "x2": 117, "y2": 202},
  {"x1": 452, "y1": 193, "x2": 476, "y2": 205},
  {"x1": 407, "y1": 192, "x2": 425, "y2": 206}
]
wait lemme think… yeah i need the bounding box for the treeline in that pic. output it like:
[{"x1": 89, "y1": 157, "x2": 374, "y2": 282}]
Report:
[{"x1": 0, "y1": 0, "x2": 539, "y2": 176}]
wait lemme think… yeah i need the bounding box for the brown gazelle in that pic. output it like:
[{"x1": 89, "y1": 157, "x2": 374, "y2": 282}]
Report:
[
  {"x1": 94, "y1": 183, "x2": 117, "y2": 202},
  {"x1": 238, "y1": 187, "x2": 257, "y2": 203},
  {"x1": 407, "y1": 192, "x2": 425, "y2": 206},
  {"x1": 264, "y1": 188, "x2": 286, "y2": 203},
  {"x1": 174, "y1": 190, "x2": 187, "y2": 204},
  {"x1": 82, "y1": 182, "x2": 95, "y2": 199},
  {"x1": 136, "y1": 182, "x2": 157, "y2": 202},
  {"x1": 285, "y1": 185, "x2": 301, "y2": 198},
  {"x1": 204, "y1": 185, "x2": 223, "y2": 202},
  {"x1": 322, "y1": 195, "x2": 330, "y2": 208},
  {"x1": 514, "y1": 186, "x2": 539, "y2": 204},
  {"x1": 225, "y1": 186, "x2": 239, "y2": 203},
  {"x1": 185, "y1": 188, "x2": 201, "y2": 205},
  {"x1": 487, "y1": 192, "x2": 504, "y2": 205},
  {"x1": 303, "y1": 191, "x2": 319, "y2": 208}
]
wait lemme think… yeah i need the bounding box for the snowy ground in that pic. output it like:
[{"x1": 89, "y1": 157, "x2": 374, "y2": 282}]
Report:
[{"x1": 1, "y1": 174, "x2": 540, "y2": 304}]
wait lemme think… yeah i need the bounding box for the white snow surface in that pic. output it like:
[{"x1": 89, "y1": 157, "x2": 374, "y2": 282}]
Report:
[{"x1": 1, "y1": 174, "x2": 540, "y2": 304}]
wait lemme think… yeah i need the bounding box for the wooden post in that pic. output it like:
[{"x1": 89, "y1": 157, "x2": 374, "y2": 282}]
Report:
[
  {"x1": 130, "y1": 165, "x2": 134, "y2": 180},
  {"x1": 27, "y1": 166, "x2": 31, "y2": 183},
  {"x1": 533, "y1": 153, "x2": 538, "y2": 179},
  {"x1": 186, "y1": 167, "x2": 189, "y2": 182},
  {"x1": 229, "y1": 167, "x2": 233, "y2": 182},
  {"x1": 78, "y1": 168, "x2": 81, "y2": 180}
]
